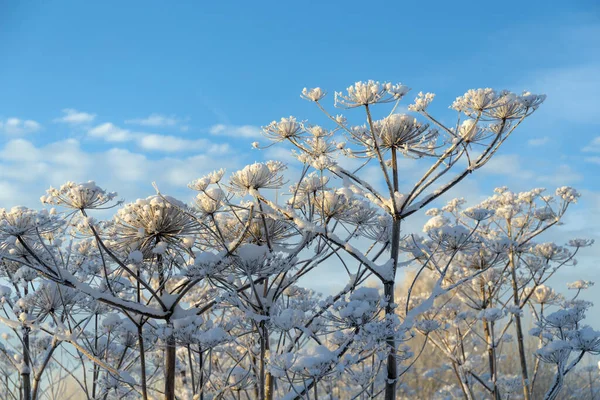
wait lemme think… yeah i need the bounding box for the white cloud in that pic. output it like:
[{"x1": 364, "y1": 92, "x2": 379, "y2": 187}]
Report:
[
  {"x1": 583, "y1": 136, "x2": 600, "y2": 153},
  {"x1": 89, "y1": 121, "x2": 231, "y2": 154},
  {"x1": 138, "y1": 134, "x2": 230, "y2": 154},
  {"x1": 54, "y1": 108, "x2": 96, "y2": 124},
  {"x1": 528, "y1": 64, "x2": 600, "y2": 124},
  {"x1": 527, "y1": 136, "x2": 550, "y2": 146},
  {"x1": 537, "y1": 164, "x2": 583, "y2": 185},
  {"x1": 209, "y1": 124, "x2": 261, "y2": 138},
  {"x1": 0, "y1": 118, "x2": 42, "y2": 135},
  {"x1": 0, "y1": 138, "x2": 244, "y2": 208},
  {"x1": 125, "y1": 114, "x2": 180, "y2": 127},
  {"x1": 584, "y1": 156, "x2": 600, "y2": 165},
  {"x1": 480, "y1": 154, "x2": 535, "y2": 180},
  {"x1": 88, "y1": 123, "x2": 132, "y2": 142}
]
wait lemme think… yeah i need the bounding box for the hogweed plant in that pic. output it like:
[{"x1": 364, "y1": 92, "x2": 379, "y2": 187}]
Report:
[
  {"x1": 0, "y1": 80, "x2": 593, "y2": 400},
  {"x1": 401, "y1": 188, "x2": 595, "y2": 399},
  {"x1": 253, "y1": 81, "x2": 546, "y2": 399}
]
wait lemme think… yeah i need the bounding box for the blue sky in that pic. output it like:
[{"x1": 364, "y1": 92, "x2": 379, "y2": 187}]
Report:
[{"x1": 0, "y1": 1, "x2": 599, "y2": 302}]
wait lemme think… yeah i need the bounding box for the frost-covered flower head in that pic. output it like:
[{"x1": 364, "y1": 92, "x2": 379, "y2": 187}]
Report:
[
  {"x1": 194, "y1": 187, "x2": 226, "y2": 216},
  {"x1": 293, "y1": 172, "x2": 329, "y2": 195},
  {"x1": 41, "y1": 181, "x2": 118, "y2": 210},
  {"x1": 567, "y1": 238, "x2": 595, "y2": 248},
  {"x1": 262, "y1": 116, "x2": 303, "y2": 141},
  {"x1": 482, "y1": 92, "x2": 523, "y2": 120},
  {"x1": 453, "y1": 88, "x2": 545, "y2": 120},
  {"x1": 304, "y1": 135, "x2": 338, "y2": 159},
  {"x1": 314, "y1": 190, "x2": 352, "y2": 220},
  {"x1": 188, "y1": 169, "x2": 225, "y2": 192},
  {"x1": 442, "y1": 198, "x2": 467, "y2": 213},
  {"x1": 451, "y1": 88, "x2": 503, "y2": 113},
  {"x1": 463, "y1": 207, "x2": 494, "y2": 221},
  {"x1": 518, "y1": 91, "x2": 547, "y2": 109},
  {"x1": 344, "y1": 200, "x2": 378, "y2": 227},
  {"x1": 423, "y1": 215, "x2": 450, "y2": 233},
  {"x1": 544, "y1": 309, "x2": 580, "y2": 330},
  {"x1": 567, "y1": 280, "x2": 594, "y2": 290},
  {"x1": 310, "y1": 154, "x2": 336, "y2": 170},
  {"x1": 360, "y1": 215, "x2": 393, "y2": 243},
  {"x1": 0, "y1": 207, "x2": 62, "y2": 237},
  {"x1": 415, "y1": 319, "x2": 442, "y2": 335},
  {"x1": 231, "y1": 244, "x2": 288, "y2": 277},
  {"x1": 228, "y1": 161, "x2": 287, "y2": 195},
  {"x1": 290, "y1": 345, "x2": 338, "y2": 378},
  {"x1": 112, "y1": 195, "x2": 197, "y2": 258},
  {"x1": 532, "y1": 242, "x2": 571, "y2": 262},
  {"x1": 536, "y1": 340, "x2": 572, "y2": 364},
  {"x1": 497, "y1": 376, "x2": 523, "y2": 396},
  {"x1": 556, "y1": 186, "x2": 581, "y2": 203},
  {"x1": 478, "y1": 308, "x2": 504, "y2": 322},
  {"x1": 570, "y1": 327, "x2": 600, "y2": 353},
  {"x1": 335, "y1": 80, "x2": 410, "y2": 108},
  {"x1": 408, "y1": 92, "x2": 435, "y2": 112},
  {"x1": 333, "y1": 287, "x2": 381, "y2": 327},
  {"x1": 458, "y1": 119, "x2": 483, "y2": 142},
  {"x1": 372, "y1": 114, "x2": 438, "y2": 156},
  {"x1": 13, "y1": 266, "x2": 38, "y2": 283},
  {"x1": 526, "y1": 285, "x2": 563, "y2": 305},
  {"x1": 301, "y1": 87, "x2": 326, "y2": 102},
  {"x1": 25, "y1": 283, "x2": 80, "y2": 321},
  {"x1": 246, "y1": 214, "x2": 294, "y2": 246},
  {"x1": 533, "y1": 206, "x2": 556, "y2": 221},
  {"x1": 429, "y1": 225, "x2": 477, "y2": 251}
]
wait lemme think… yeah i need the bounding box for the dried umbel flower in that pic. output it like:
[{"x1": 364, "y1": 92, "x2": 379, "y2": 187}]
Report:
[
  {"x1": 408, "y1": 92, "x2": 435, "y2": 112},
  {"x1": 293, "y1": 172, "x2": 329, "y2": 196},
  {"x1": 478, "y1": 308, "x2": 504, "y2": 322},
  {"x1": 526, "y1": 285, "x2": 563, "y2": 305},
  {"x1": 262, "y1": 116, "x2": 303, "y2": 142},
  {"x1": 532, "y1": 242, "x2": 571, "y2": 262},
  {"x1": 228, "y1": 161, "x2": 287, "y2": 195},
  {"x1": 344, "y1": 200, "x2": 378, "y2": 227},
  {"x1": 556, "y1": 186, "x2": 581, "y2": 203},
  {"x1": 570, "y1": 327, "x2": 600, "y2": 353},
  {"x1": 567, "y1": 238, "x2": 594, "y2": 248},
  {"x1": 360, "y1": 215, "x2": 393, "y2": 243},
  {"x1": 246, "y1": 215, "x2": 294, "y2": 246},
  {"x1": 231, "y1": 244, "x2": 290, "y2": 277},
  {"x1": 188, "y1": 169, "x2": 226, "y2": 192},
  {"x1": 372, "y1": 114, "x2": 438, "y2": 156},
  {"x1": 463, "y1": 207, "x2": 494, "y2": 221},
  {"x1": 112, "y1": 195, "x2": 197, "y2": 258},
  {"x1": 451, "y1": 88, "x2": 502, "y2": 113},
  {"x1": 451, "y1": 88, "x2": 541, "y2": 119},
  {"x1": 0, "y1": 207, "x2": 63, "y2": 238},
  {"x1": 301, "y1": 87, "x2": 326, "y2": 102},
  {"x1": 314, "y1": 190, "x2": 352, "y2": 220},
  {"x1": 458, "y1": 119, "x2": 482, "y2": 142},
  {"x1": 567, "y1": 280, "x2": 594, "y2": 290},
  {"x1": 334, "y1": 287, "x2": 381, "y2": 327},
  {"x1": 41, "y1": 181, "x2": 117, "y2": 210},
  {"x1": 429, "y1": 225, "x2": 477, "y2": 251},
  {"x1": 335, "y1": 80, "x2": 410, "y2": 108},
  {"x1": 518, "y1": 91, "x2": 547, "y2": 109},
  {"x1": 536, "y1": 340, "x2": 572, "y2": 364},
  {"x1": 304, "y1": 136, "x2": 338, "y2": 159},
  {"x1": 25, "y1": 282, "x2": 80, "y2": 321},
  {"x1": 415, "y1": 319, "x2": 442, "y2": 335},
  {"x1": 194, "y1": 188, "x2": 226, "y2": 216}
]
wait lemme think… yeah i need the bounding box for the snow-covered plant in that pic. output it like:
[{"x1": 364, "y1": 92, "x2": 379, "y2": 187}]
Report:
[
  {"x1": 251, "y1": 81, "x2": 545, "y2": 400},
  {"x1": 403, "y1": 188, "x2": 595, "y2": 400},
  {"x1": 0, "y1": 80, "x2": 552, "y2": 400}
]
